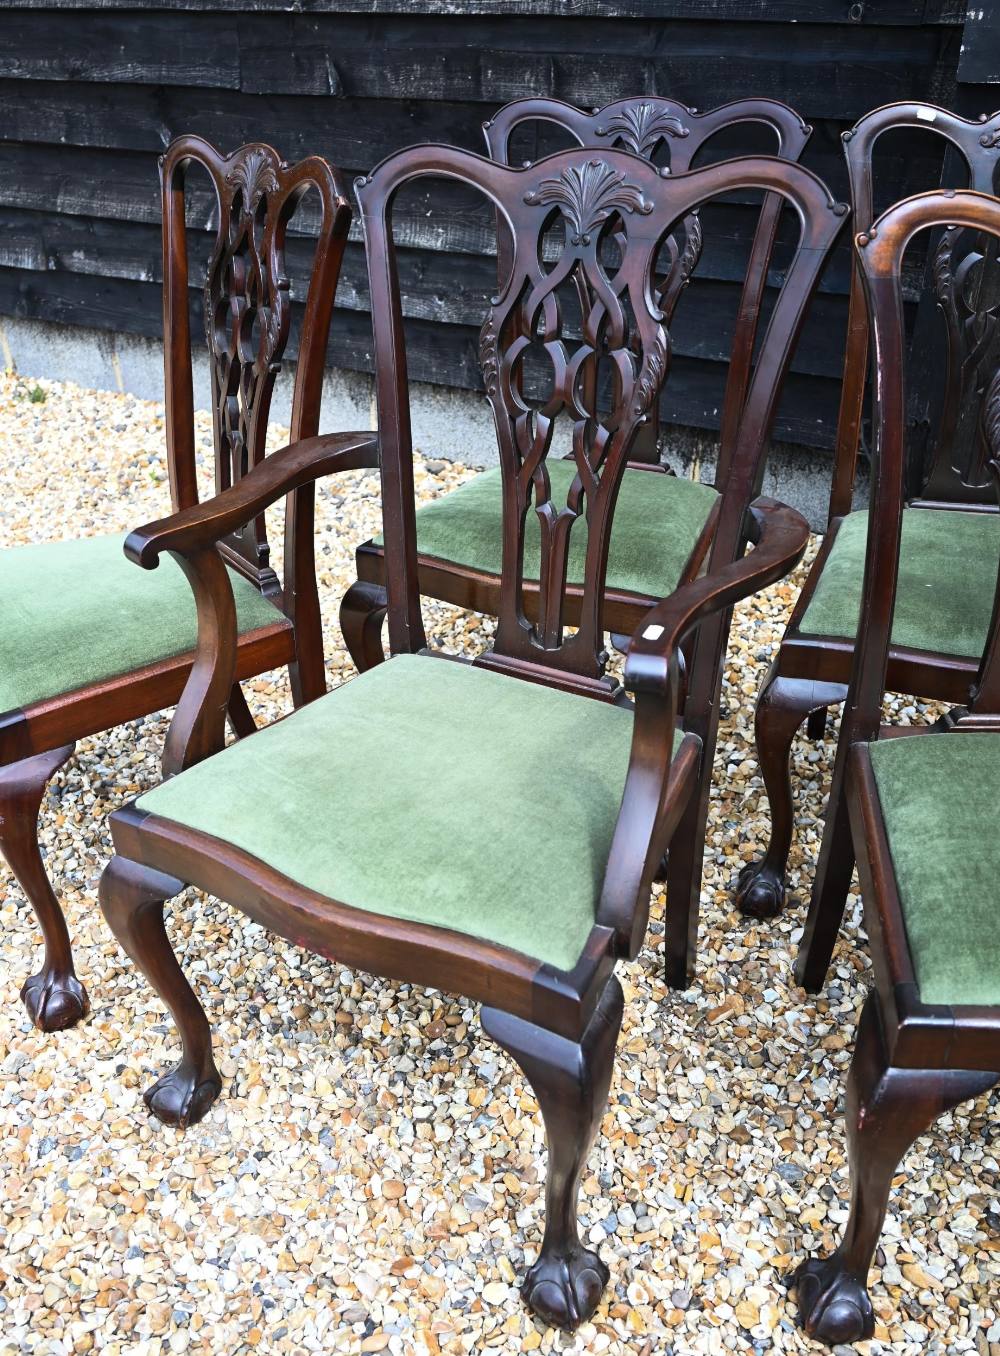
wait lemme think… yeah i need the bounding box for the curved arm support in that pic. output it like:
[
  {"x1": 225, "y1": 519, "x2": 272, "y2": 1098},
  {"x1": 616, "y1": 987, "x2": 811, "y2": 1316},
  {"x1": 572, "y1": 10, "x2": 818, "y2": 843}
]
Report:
[
  {"x1": 598, "y1": 497, "x2": 809, "y2": 957},
  {"x1": 126, "y1": 429, "x2": 378, "y2": 776},
  {"x1": 162, "y1": 546, "x2": 237, "y2": 777},
  {"x1": 125, "y1": 431, "x2": 379, "y2": 567}
]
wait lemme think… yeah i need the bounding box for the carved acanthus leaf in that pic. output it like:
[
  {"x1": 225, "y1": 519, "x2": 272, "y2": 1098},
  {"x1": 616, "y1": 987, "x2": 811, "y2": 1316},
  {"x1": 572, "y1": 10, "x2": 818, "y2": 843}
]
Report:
[
  {"x1": 524, "y1": 158, "x2": 653, "y2": 245},
  {"x1": 634, "y1": 327, "x2": 669, "y2": 416},
  {"x1": 979, "y1": 128, "x2": 1000, "y2": 149},
  {"x1": 479, "y1": 311, "x2": 499, "y2": 397},
  {"x1": 677, "y1": 212, "x2": 703, "y2": 286},
  {"x1": 933, "y1": 225, "x2": 959, "y2": 306},
  {"x1": 595, "y1": 102, "x2": 689, "y2": 157},
  {"x1": 981, "y1": 365, "x2": 1000, "y2": 462}
]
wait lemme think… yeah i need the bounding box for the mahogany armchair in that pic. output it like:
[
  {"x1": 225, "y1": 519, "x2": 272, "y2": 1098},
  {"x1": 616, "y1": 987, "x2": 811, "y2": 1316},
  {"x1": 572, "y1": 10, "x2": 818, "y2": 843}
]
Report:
[
  {"x1": 790, "y1": 189, "x2": 1000, "y2": 1346},
  {"x1": 0, "y1": 136, "x2": 361, "y2": 1030},
  {"x1": 733, "y1": 102, "x2": 1000, "y2": 991},
  {"x1": 341, "y1": 94, "x2": 819, "y2": 989},
  {"x1": 97, "y1": 145, "x2": 841, "y2": 1328}
]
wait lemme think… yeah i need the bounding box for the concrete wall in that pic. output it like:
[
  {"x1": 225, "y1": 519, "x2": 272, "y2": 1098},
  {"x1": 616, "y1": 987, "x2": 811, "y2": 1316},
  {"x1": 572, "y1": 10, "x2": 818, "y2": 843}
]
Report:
[{"x1": 1, "y1": 315, "x2": 860, "y2": 530}]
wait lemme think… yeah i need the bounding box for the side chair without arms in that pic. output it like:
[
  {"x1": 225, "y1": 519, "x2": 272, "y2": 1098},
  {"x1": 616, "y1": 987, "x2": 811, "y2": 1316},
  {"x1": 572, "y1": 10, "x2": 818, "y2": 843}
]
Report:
[
  {"x1": 97, "y1": 145, "x2": 842, "y2": 1329},
  {"x1": 342, "y1": 95, "x2": 823, "y2": 991},
  {"x1": 733, "y1": 102, "x2": 1000, "y2": 991},
  {"x1": 0, "y1": 136, "x2": 367, "y2": 1030},
  {"x1": 790, "y1": 188, "x2": 1000, "y2": 1346}
]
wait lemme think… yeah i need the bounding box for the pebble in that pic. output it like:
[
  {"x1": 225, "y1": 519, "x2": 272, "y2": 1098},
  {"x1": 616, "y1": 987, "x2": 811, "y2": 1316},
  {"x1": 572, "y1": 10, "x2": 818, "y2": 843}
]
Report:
[{"x1": 0, "y1": 371, "x2": 997, "y2": 1355}]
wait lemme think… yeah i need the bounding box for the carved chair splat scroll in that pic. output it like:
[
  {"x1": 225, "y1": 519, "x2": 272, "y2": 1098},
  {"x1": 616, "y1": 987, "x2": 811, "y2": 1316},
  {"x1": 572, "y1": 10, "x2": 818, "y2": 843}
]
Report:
[
  {"x1": 340, "y1": 94, "x2": 812, "y2": 681},
  {"x1": 97, "y1": 145, "x2": 842, "y2": 1329},
  {"x1": 788, "y1": 189, "x2": 1000, "y2": 1346},
  {"x1": 732, "y1": 103, "x2": 1000, "y2": 994},
  {"x1": 0, "y1": 136, "x2": 367, "y2": 1030}
]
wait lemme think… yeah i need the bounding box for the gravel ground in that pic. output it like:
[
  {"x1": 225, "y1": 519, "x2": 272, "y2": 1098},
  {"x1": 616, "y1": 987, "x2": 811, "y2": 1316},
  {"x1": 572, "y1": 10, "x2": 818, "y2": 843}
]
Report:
[{"x1": 0, "y1": 370, "x2": 997, "y2": 1356}]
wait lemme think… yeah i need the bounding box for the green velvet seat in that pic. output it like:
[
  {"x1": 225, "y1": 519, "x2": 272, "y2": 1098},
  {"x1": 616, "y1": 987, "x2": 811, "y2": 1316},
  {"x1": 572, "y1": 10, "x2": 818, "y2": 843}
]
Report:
[
  {"x1": 379, "y1": 460, "x2": 719, "y2": 600},
  {"x1": 801, "y1": 507, "x2": 1000, "y2": 656},
  {"x1": 869, "y1": 732, "x2": 1000, "y2": 1006},
  {"x1": 137, "y1": 653, "x2": 668, "y2": 972},
  {"x1": 0, "y1": 534, "x2": 281, "y2": 715}
]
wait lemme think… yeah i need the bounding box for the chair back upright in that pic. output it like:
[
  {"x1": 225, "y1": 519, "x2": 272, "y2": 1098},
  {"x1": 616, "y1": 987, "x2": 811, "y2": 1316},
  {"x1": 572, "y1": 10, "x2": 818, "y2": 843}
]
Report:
[
  {"x1": 847, "y1": 189, "x2": 1000, "y2": 745},
  {"x1": 159, "y1": 137, "x2": 352, "y2": 605},
  {"x1": 486, "y1": 96, "x2": 812, "y2": 469},
  {"x1": 357, "y1": 144, "x2": 845, "y2": 689},
  {"x1": 831, "y1": 103, "x2": 1000, "y2": 521}
]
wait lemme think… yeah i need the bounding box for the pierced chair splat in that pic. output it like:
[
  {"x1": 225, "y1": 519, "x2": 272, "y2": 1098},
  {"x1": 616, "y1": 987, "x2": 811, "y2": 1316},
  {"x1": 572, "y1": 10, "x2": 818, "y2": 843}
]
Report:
[
  {"x1": 98, "y1": 143, "x2": 840, "y2": 1329},
  {"x1": 0, "y1": 136, "x2": 368, "y2": 1030},
  {"x1": 789, "y1": 188, "x2": 1000, "y2": 1346}
]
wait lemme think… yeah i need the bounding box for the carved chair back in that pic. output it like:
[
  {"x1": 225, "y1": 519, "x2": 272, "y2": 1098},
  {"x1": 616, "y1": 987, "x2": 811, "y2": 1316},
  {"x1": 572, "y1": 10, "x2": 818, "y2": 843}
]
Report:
[
  {"x1": 849, "y1": 189, "x2": 1000, "y2": 742},
  {"x1": 485, "y1": 97, "x2": 812, "y2": 467},
  {"x1": 831, "y1": 103, "x2": 1000, "y2": 521},
  {"x1": 357, "y1": 145, "x2": 844, "y2": 690},
  {"x1": 160, "y1": 136, "x2": 352, "y2": 601}
]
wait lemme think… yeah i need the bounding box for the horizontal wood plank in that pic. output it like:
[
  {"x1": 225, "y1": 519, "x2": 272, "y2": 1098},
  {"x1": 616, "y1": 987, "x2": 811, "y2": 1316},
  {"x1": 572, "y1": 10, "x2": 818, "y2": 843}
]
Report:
[
  {"x1": 0, "y1": 0, "x2": 967, "y2": 21},
  {"x1": 0, "y1": 11, "x2": 955, "y2": 118}
]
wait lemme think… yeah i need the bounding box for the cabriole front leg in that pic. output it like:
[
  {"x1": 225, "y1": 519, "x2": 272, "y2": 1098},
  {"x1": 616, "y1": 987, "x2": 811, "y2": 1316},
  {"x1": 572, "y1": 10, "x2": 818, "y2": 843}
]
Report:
[
  {"x1": 0, "y1": 744, "x2": 89, "y2": 1031},
  {"x1": 735, "y1": 667, "x2": 847, "y2": 920},
  {"x1": 481, "y1": 977, "x2": 624, "y2": 1330},
  {"x1": 792, "y1": 992, "x2": 998, "y2": 1345},
  {"x1": 100, "y1": 855, "x2": 222, "y2": 1129}
]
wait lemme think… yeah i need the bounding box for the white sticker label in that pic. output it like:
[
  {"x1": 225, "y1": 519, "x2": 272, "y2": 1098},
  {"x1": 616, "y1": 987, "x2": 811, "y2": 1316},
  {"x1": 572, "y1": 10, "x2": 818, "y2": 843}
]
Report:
[
  {"x1": 917, "y1": 107, "x2": 937, "y2": 122},
  {"x1": 643, "y1": 624, "x2": 665, "y2": 641}
]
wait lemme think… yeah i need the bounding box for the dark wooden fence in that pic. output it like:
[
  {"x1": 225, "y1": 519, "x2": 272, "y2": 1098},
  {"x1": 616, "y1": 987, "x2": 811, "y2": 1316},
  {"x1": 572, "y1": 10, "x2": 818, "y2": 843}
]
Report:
[{"x1": 0, "y1": 1, "x2": 997, "y2": 458}]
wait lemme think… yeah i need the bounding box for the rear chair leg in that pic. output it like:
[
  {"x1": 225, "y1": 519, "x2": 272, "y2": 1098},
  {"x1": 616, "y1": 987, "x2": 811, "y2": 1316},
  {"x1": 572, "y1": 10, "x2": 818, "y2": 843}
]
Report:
[
  {"x1": 481, "y1": 977, "x2": 624, "y2": 1330},
  {"x1": 793, "y1": 992, "x2": 997, "y2": 1345},
  {"x1": 226, "y1": 683, "x2": 257, "y2": 739},
  {"x1": 100, "y1": 856, "x2": 221, "y2": 1129},
  {"x1": 340, "y1": 580, "x2": 388, "y2": 673},
  {"x1": 794, "y1": 760, "x2": 856, "y2": 992},
  {"x1": 735, "y1": 667, "x2": 846, "y2": 921},
  {"x1": 0, "y1": 744, "x2": 89, "y2": 1032}
]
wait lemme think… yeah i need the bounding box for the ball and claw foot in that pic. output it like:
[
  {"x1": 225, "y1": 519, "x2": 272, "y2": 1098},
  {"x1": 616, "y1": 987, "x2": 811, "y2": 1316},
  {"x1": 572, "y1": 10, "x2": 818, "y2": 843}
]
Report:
[
  {"x1": 20, "y1": 969, "x2": 89, "y2": 1032},
  {"x1": 734, "y1": 859, "x2": 786, "y2": 920},
  {"x1": 791, "y1": 1258, "x2": 875, "y2": 1346},
  {"x1": 522, "y1": 1246, "x2": 609, "y2": 1331},
  {"x1": 143, "y1": 1064, "x2": 222, "y2": 1130}
]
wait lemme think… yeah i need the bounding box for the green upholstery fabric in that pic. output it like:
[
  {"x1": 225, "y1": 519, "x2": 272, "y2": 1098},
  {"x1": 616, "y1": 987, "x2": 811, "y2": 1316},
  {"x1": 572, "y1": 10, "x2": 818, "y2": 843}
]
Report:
[
  {"x1": 0, "y1": 534, "x2": 281, "y2": 715},
  {"x1": 138, "y1": 654, "x2": 667, "y2": 972},
  {"x1": 870, "y1": 733, "x2": 1000, "y2": 1006},
  {"x1": 801, "y1": 507, "x2": 1000, "y2": 657},
  {"x1": 377, "y1": 461, "x2": 719, "y2": 600}
]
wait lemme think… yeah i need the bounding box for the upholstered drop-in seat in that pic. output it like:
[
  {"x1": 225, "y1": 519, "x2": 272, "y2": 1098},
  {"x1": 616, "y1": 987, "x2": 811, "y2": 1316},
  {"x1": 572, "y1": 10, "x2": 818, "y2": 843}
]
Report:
[
  {"x1": 377, "y1": 460, "x2": 720, "y2": 599},
  {"x1": 0, "y1": 534, "x2": 282, "y2": 715},
  {"x1": 869, "y1": 732, "x2": 1000, "y2": 1006},
  {"x1": 801, "y1": 507, "x2": 1000, "y2": 656},
  {"x1": 136, "y1": 653, "x2": 665, "y2": 972}
]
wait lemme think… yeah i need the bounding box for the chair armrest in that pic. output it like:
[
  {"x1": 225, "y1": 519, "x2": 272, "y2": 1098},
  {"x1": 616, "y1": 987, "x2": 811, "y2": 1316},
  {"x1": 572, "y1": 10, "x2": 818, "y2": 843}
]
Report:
[
  {"x1": 125, "y1": 431, "x2": 379, "y2": 568},
  {"x1": 598, "y1": 496, "x2": 808, "y2": 958},
  {"x1": 624, "y1": 497, "x2": 809, "y2": 697},
  {"x1": 132, "y1": 430, "x2": 378, "y2": 778}
]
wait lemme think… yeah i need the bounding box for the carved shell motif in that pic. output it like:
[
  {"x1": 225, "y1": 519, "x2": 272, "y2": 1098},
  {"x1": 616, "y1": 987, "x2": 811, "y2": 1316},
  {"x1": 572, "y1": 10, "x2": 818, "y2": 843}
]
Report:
[
  {"x1": 226, "y1": 146, "x2": 281, "y2": 210},
  {"x1": 595, "y1": 102, "x2": 689, "y2": 157},
  {"x1": 523, "y1": 158, "x2": 654, "y2": 245}
]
